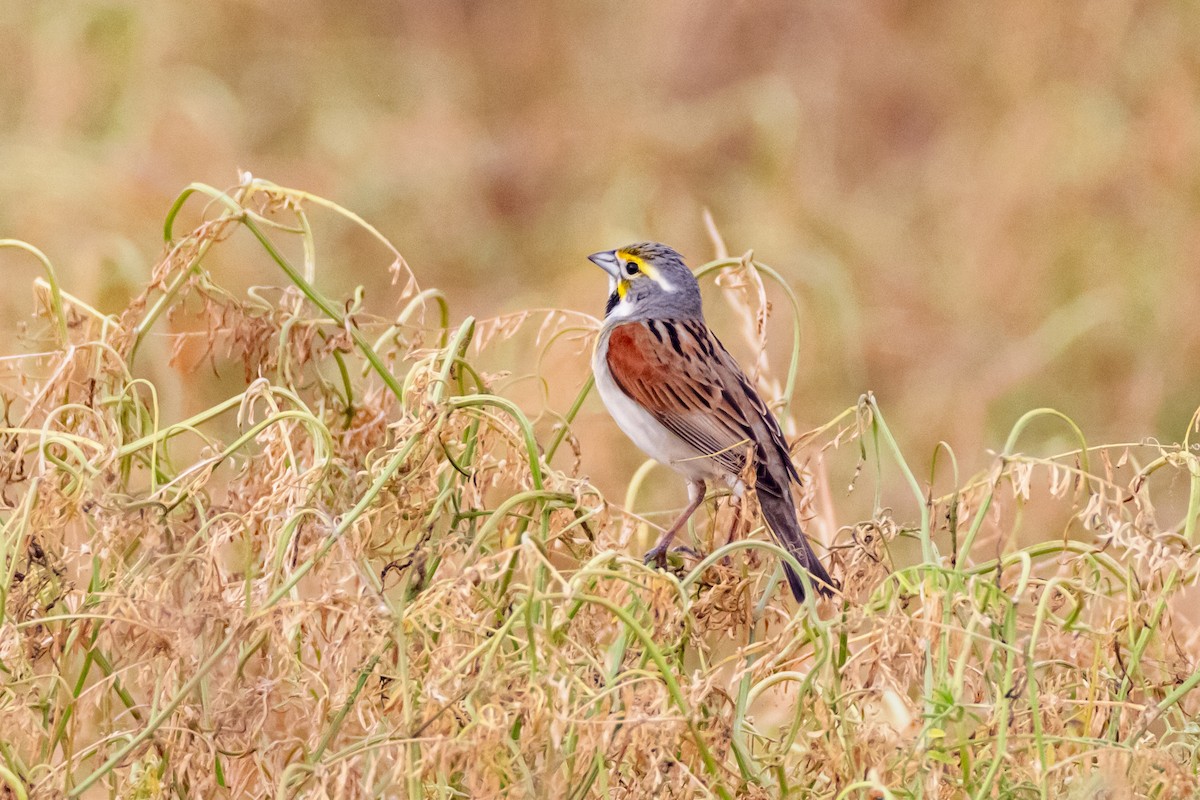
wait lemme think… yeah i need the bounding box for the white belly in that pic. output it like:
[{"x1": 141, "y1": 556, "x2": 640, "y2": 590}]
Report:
[{"x1": 593, "y1": 333, "x2": 719, "y2": 482}]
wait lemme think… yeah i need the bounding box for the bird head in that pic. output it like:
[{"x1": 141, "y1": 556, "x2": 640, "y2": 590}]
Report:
[{"x1": 588, "y1": 242, "x2": 702, "y2": 321}]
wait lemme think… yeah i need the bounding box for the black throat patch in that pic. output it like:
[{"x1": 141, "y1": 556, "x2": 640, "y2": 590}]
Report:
[{"x1": 604, "y1": 290, "x2": 620, "y2": 317}]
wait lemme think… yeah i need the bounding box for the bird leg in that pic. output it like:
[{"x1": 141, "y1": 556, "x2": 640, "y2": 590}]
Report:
[
  {"x1": 643, "y1": 480, "x2": 707, "y2": 569},
  {"x1": 721, "y1": 494, "x2": 744, "y2": 565}
]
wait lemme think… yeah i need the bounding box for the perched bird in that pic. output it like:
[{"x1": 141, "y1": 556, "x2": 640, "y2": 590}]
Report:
[{"x1": 589, "y1": 242, "x2": 834, "y2": 601}]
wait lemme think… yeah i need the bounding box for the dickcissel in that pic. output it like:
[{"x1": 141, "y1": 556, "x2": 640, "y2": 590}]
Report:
[{"x1": 590, "y1": 242, "x2": 834, "y2": 601}]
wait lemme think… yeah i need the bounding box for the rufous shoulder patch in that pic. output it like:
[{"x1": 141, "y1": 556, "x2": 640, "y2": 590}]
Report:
[{"x1": 606, "y1": 323, "x2": 660, "y2": 386}]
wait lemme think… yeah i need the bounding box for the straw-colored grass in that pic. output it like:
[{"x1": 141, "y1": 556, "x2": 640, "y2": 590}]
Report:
[{"x1": 2, "y1": 177, "x2": 1199, "y2": 799}]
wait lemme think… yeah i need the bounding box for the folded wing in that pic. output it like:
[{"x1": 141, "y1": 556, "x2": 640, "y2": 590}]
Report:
[{"x1": 604, "y1": 318, "x2": 797, "y2": 492}]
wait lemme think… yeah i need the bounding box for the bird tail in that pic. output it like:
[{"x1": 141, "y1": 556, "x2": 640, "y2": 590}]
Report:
[{"x1": 757, "y1": 490, "x2": 835, "y2": 601}]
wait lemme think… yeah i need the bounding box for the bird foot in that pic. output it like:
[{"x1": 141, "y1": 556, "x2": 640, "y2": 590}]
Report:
[
  {"x1": 642, "y1": 545, "x2": 703, "y2": 569},
  {"x1": 642, "y1": 546, "x2": 669, "y2": 569}
]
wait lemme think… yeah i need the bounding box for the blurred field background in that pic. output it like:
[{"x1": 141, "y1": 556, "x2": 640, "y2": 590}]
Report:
[{"x1": 4, "y1": 0, "x2": 1200, "y2": 501}]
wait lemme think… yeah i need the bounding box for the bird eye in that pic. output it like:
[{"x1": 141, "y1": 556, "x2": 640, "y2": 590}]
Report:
[{"x1": 624, "y1": 261, "x2": 639, "y2": 276}]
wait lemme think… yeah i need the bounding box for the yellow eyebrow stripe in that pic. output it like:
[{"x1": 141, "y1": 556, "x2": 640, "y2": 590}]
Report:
[
  {"x1": 615, "y1": 249, "x2": 663, "y2": 283},
  {"x1": 616, "y1": 249, "x2": 645, "y2": 268}
]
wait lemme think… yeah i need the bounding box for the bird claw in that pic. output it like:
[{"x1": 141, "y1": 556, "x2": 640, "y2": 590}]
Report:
[
  {"x1": 642, "y1": 547, "x2": 668, "y2": 569},
  {"x1": 642, "y1": 545, "x2": 703, "y2": 570}
]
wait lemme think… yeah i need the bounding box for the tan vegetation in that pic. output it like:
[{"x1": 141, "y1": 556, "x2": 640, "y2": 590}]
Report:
[{"x1": 1, "y1": 180, "x2": 1199, "y2": 798}]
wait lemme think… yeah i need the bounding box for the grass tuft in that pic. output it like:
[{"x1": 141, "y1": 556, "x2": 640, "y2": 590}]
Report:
[{"x1": 1, "y1": 175, "x2": 1199, "y2": 798}]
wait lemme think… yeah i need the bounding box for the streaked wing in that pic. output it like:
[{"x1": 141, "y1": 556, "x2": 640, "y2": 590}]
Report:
[{"x1": 604, "y1": 319, "x2": 799, "y2": 492}]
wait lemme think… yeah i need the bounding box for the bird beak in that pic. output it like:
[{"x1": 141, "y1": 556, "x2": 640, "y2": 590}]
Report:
[{"x1": 588, "y1": 250, "x2": 621, "y2": 279}]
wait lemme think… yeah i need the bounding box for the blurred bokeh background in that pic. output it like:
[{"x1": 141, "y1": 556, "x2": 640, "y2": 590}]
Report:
[{"x1": 2, "y1": 0, "x2": 1199, "y2": 504}]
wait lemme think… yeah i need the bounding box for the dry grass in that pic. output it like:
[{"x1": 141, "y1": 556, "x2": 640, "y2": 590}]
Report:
[{"x1": 2, "y1": 178, "x2": 1200, "y2": 799}]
